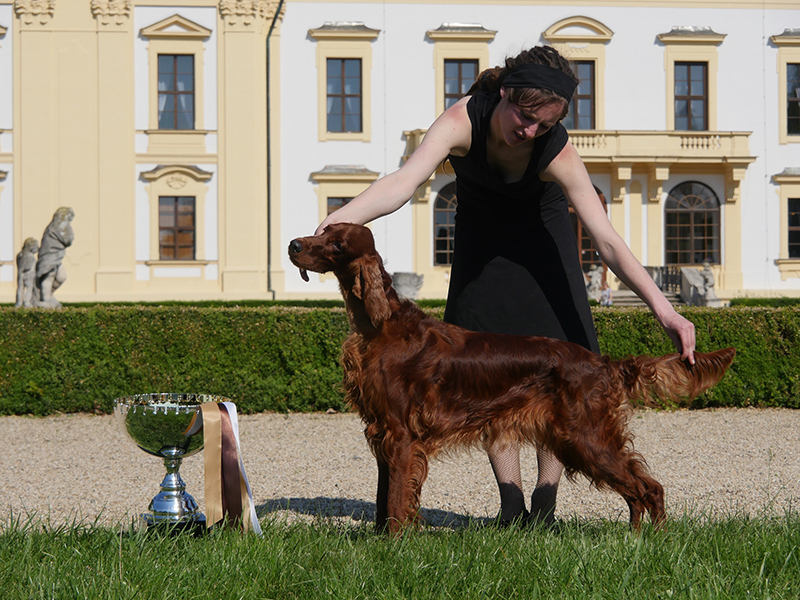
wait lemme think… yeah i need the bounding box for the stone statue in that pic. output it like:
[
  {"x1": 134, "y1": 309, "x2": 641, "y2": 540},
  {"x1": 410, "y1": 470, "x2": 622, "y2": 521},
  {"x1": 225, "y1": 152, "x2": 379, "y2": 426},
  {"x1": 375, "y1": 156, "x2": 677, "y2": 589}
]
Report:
[
  {"x1": 700, "y1": 262, "x2": 716, "y2": 297},
  {"x1": 34, "y1": 207, "x2": 75, "y2": 308},
  {"x1": 699, "y1": 261, "x2": 722, "y2": 306},
  {"x1": 681, "y1": 262, "x2": 722, "y2": 307},
  {"x1": 392, "y1": 272, "x2": 424, "y2": 300},
  {"x1": 15, "y1": 237, "x2": 40, "y2": 308},
  {"x1": 586, "y1": 264, "x2": 603, "y2": 302}
]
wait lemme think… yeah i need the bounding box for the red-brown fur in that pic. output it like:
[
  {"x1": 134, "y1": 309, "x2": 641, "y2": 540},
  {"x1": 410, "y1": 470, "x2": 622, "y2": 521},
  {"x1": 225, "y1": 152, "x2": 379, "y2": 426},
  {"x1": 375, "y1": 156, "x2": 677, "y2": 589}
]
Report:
[{"x1": 288, "y1": 223, "x2": 735, "y2": 534}]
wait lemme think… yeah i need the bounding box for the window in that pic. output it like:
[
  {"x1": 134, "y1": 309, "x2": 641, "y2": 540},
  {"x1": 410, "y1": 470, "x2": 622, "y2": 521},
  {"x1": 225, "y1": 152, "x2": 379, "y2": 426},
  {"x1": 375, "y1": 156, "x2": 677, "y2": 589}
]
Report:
[
  {"x1": 158, "y1": 55, "x2": 195, "y2": 130},
  {"x1": 773, "y1": 30, "x2": 800, "y2": 143},
  {"x1": 772, "y1": 169, "x2": 800, "y2": 279},
  {"x1": 788, "y1": 64, "x2": 800, "y2": 136},
  {"x1": 789, "y1": 198, "x2": 800, "y2": 258},
  {"x1": 570, "y1": 213, "x2": 602, "y2": 274},
  {"x1": 327, "y1": 196, "x2": 352, "y2": 216},
  {"x1": 159, "y1": 196, "x2": 196, "y2": 260},
  {"x1": 569, "y1": 187, "x2": 606, "y2": 274},
  {"x1": 311, "y1": 165, "x2": 379, "y2": 227},
  {"x1": 658, "y1": 26, "x2": 724, "y2": 132},
  {"x1": 543, "y1": 16, "x2": 612, "y2": 130},
  {"x1": 665, "y1": 181, "x2": 720, "y2": 265},
  {"x1": 140, "y1": 15, "x2": 210, "y2": 135},
  {"x1": 310, "y1": 22, "x2": 379, "y2": 142},
  {"x1": 434, "y1": 183, "x2": 457, "y2": 265},
  {"x1": 444, "y1": 59, "x2": 478, "y2": 110},
  {"x1": 427, "y1": 24, "x2": 495, "y2": 116},
  {"x1": 563, "y1": 61, "x2": 595, "y2": 130},
  {"x1": 326, "y1": 58, "x2": 362, "y2": 133},
  {"x1": 674, "y1": 62, "x2": 707, "y2": 131}
]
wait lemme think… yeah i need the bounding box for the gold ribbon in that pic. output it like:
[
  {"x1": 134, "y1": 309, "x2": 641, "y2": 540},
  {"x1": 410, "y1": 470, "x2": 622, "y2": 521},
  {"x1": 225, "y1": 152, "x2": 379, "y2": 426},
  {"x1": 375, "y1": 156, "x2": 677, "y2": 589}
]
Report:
[{"x1": 199, "y1": 402, "x2": 259, "y2": 532}]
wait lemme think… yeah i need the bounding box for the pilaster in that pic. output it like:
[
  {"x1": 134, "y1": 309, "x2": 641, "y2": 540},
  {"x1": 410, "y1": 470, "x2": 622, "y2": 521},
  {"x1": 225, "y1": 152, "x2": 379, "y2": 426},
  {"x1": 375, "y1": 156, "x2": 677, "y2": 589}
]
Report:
[
  {"x1": 647, "y1": 166, "x2": 669, "y2": 266},
  {"x1": 628, "y1": 179, "x2": 643, "y2": 262},
  {"x1": 93, "y1": 0, "x2": 135, "y2": 293},
  {"x1": 610, "y1": 164, "x2": 631, "y2": 240},
  {"x1": 16, "y1": 1, "x2": 102, "y2": 295},
  {"x1": 721, "y1": 165, "x2": 746, "y2": 289},
  {"x1": 15, "y1": 0, "x2": 57, "y2": 246},
  {"x1": 217, "y1": 0, "x2": 273, "y2": 292}
]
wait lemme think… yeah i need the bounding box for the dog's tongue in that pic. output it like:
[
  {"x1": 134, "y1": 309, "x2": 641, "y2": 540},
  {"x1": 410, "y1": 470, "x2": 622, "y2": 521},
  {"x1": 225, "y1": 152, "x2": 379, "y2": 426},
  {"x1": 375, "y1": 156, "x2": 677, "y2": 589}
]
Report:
[{"x1": 299, "y1": 268, "x2": 309, "y2": 282}]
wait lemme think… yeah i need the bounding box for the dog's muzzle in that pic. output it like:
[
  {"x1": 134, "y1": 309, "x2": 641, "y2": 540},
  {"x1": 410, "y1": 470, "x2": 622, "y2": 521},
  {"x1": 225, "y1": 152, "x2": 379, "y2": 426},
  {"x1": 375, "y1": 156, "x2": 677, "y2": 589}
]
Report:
[{"x1": 288, "y1": 239, "x2": 309, "y2": 282}]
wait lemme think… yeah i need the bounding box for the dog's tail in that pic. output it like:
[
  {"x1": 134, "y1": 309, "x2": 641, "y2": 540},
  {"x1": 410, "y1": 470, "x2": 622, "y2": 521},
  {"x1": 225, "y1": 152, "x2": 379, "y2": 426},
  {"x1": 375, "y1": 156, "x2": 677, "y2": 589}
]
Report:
[{"x1": 621, "y1": 347, "x2": 735, "y2": 407}]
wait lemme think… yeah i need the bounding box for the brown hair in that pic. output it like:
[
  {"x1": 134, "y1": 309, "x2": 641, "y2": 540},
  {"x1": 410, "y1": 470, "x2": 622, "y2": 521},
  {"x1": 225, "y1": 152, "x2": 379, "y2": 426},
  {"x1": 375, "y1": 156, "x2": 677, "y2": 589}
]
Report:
[{"x1": 467, "y1": 46, "x2": 578, "y2": 119}]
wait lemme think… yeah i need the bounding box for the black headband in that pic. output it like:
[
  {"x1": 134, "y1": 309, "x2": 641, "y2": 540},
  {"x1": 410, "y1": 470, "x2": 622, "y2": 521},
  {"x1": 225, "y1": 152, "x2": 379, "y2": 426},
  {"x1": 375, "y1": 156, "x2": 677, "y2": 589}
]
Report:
[{"x1": 501, "y1": 63, "x2": 577, "y2": 101}]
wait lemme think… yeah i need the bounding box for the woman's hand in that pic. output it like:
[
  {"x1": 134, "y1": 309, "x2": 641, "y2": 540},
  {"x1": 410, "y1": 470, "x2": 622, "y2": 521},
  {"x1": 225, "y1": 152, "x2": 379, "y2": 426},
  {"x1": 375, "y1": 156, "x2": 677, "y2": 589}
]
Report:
[{"x1": 658, "y1": 310, "x2": 696, "y2": 364}]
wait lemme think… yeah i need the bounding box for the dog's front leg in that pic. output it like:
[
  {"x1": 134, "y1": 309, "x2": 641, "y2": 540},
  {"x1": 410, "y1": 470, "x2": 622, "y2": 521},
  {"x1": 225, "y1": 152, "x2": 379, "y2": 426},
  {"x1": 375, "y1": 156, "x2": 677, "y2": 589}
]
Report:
[
  {"x1": 385, "y1": 438, "x2": 429, "y2": 536},
  {"x1": 375, "y1": 459, "x2": 390, "y2": 533}
]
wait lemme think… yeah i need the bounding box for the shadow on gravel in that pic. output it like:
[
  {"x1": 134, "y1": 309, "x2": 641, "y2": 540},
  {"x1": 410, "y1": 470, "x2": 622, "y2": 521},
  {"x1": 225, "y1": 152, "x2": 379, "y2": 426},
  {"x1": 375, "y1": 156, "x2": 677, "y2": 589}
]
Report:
[{"x1": 257, "y1": 497, "x2": 478, "y2": 530}]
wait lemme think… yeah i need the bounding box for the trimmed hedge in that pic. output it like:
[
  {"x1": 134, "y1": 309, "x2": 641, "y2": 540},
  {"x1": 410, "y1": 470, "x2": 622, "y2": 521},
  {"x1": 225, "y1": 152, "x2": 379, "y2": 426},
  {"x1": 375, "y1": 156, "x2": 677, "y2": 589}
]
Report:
[
  {"x1": 729, "y1": 297, "x2": 800, "y2": 307},
  {"x1": 0, "y1": 306, "x2": 798, "y2": 416}
]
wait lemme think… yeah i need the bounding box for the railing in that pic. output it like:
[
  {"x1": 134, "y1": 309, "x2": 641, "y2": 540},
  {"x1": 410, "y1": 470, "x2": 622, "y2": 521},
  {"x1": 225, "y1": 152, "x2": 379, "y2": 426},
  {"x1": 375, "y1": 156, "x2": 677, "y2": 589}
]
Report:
[
  {"x1": 654, "y1": 266, "x2": 682, "y2": 293},
  {"x1": 658, "y1": 267, "x2": 681, "y2": 292},
  {"x1": 680, "y1": 134, "x2": 721, "y2": 151},
  {"x1": 404, "y1": 128, "x2": 753, "y2": 163},
  {"x1": 559, "y1": 130, "x2": 751, "y2": 161}
]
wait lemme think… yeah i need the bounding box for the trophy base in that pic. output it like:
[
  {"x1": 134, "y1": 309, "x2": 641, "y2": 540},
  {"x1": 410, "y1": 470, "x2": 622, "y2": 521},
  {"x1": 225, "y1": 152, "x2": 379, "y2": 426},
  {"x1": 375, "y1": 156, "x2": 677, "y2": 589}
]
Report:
[{"x1": 141, "y1": 513, "x2": 208, "y2": 537}]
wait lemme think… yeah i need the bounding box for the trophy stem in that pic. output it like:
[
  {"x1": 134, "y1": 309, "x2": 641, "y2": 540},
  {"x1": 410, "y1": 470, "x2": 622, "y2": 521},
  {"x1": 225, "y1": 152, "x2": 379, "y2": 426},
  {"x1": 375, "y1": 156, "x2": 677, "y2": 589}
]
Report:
[{"x1": 143, "y1": 448, "x2": 206, "y2": 531}]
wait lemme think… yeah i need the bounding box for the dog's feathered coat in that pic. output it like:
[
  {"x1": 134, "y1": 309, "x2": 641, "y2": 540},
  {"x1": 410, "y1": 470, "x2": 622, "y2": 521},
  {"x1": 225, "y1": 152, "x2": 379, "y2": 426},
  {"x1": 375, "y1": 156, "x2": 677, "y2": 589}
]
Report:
[{"x1": 289, "y1": 223, "x2": 735, "y2": 534}]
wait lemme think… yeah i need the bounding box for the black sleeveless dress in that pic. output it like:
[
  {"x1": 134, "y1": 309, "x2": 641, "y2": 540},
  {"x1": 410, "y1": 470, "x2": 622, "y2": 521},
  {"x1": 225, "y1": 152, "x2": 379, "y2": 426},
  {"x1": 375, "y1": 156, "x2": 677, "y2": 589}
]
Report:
[{"x1": 444, "y1": 91, "x2": 600, "y2": 353}]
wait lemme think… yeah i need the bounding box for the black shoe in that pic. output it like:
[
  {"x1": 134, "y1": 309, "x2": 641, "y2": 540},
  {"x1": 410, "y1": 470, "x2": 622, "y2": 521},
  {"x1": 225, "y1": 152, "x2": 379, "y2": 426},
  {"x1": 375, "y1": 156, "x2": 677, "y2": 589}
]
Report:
[
  {"x1": 485, "y1": 509, "x2": 530, "y2": 529},
  {"x1": 525, "y1": 512, "x2": 562, "y2": 533}
]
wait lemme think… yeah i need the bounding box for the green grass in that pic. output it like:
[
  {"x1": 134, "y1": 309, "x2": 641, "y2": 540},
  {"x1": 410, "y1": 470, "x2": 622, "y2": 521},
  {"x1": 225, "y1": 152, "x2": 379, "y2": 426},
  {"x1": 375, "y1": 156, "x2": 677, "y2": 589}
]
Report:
[{"x1": 1, "y1": 513, "x2": 799, "y2": 599}]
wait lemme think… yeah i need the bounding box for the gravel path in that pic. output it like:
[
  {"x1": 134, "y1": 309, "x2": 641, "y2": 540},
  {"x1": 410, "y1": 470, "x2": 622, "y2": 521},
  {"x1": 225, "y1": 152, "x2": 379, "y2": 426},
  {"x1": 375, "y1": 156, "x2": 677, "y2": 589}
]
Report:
[{"x1": 2, "y1": 408, "x2": 799, "y2": 528}]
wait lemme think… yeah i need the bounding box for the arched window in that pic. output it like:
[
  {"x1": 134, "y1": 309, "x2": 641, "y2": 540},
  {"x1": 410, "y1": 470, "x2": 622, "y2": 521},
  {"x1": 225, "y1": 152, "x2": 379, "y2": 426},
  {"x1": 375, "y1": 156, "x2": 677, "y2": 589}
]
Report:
[
  {"x1": 569, "y1": 187, "x2": 606, "y2": 275},
  {"x1": 665, "y1": 181, "x2": 720, "y2": 265},
  {"x1": 434, "y1": 183, "x2": 457, "y2": 265}
]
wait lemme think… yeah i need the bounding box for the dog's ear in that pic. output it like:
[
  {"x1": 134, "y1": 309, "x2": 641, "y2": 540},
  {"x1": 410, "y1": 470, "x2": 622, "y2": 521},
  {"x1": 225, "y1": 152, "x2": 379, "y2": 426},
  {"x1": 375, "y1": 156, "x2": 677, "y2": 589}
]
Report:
[{"x1": 351, "y1": 255, "x2": 392, "y2": 328}]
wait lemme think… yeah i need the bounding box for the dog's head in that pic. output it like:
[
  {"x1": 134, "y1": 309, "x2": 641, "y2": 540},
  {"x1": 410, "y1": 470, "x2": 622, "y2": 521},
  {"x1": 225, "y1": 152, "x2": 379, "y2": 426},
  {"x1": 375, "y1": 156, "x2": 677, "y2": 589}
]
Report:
[{"x1": 288, "y1": 223, "x2": 392, "y2": 329}]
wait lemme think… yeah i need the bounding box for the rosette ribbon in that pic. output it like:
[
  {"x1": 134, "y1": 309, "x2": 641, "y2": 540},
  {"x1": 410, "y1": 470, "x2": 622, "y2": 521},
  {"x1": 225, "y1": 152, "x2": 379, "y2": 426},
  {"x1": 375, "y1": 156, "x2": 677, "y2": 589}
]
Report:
[{"x1": 186, "y1": 402, "x2": 262, "y2": 534}]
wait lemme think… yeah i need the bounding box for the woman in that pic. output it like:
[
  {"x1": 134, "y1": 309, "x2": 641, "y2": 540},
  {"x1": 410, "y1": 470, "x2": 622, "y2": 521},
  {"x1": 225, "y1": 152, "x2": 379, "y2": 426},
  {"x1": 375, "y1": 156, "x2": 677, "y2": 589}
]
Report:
[{"x1": 316, "y1": 46, "x2": 695, "y2": 526}]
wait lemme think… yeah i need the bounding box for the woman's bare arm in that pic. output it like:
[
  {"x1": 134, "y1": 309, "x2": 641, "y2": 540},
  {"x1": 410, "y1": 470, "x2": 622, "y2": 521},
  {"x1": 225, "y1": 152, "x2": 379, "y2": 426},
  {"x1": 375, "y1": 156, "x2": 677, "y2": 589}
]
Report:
[
  {"x1": 542, "y1": 142, "x2": 696, "y2": 362},
  {"x1": 315, "y1": 98, "x2": 473, "y2": 234}
]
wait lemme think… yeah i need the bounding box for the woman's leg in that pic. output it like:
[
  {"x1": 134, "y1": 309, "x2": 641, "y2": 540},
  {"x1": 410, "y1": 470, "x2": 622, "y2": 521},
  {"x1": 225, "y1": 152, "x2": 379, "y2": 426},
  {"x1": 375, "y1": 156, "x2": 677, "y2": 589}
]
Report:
[
  {"x1": 487, "y1": 442, "x2": 526, "y2": 521},
  {"x1": 529, "y1": 444, "x2": 562, "y2": 525}
]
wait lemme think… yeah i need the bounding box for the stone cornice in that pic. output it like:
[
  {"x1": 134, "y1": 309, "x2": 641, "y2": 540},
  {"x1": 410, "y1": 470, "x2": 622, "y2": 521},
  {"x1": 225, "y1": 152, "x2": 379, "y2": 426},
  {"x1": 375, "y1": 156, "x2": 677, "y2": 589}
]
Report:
[
  {"x1": 426, "y1": 23, "x2": 496, "y2": 42},
  {"x1": 771, "y1": 29, "x2": 800, "y2": 47},
  {"x1": 309, "y1": 21, "x2": 381, "y2": 41},
  {"x1": 657, "y1": 26, "x2": 726, "y2": 45},
  {"x1": 310, "y1": 165, "x2": 380, "y2": 182}
]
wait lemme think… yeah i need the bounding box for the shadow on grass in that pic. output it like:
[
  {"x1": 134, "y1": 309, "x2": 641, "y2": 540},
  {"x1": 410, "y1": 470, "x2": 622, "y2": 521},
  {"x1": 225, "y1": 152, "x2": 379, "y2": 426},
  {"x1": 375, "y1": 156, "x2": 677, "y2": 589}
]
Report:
[{"x1": 257, "y1": 496, "x2": 479, "y2": 530}]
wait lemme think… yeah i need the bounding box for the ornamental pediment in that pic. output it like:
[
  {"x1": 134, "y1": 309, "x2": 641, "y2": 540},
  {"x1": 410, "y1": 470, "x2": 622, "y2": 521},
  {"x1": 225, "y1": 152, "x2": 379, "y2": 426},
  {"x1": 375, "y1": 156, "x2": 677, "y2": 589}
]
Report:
[
  {"x1": 543, "y1": 16, "x2": 614, "y2": 44},
  {"x1": 140, "y1": 14, "x2": 212, "y2": 40}
]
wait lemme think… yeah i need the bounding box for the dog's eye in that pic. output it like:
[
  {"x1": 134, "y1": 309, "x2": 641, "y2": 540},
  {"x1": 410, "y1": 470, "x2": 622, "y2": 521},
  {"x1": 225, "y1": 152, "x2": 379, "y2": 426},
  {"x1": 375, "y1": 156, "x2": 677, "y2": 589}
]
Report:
[{"x1": 332, "y1": 240, "x2": 344, "y2": 253}]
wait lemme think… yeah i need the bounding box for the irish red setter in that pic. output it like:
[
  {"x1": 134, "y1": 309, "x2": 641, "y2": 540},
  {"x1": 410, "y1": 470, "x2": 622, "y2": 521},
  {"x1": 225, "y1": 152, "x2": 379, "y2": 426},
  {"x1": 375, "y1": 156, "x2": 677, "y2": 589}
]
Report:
[{"x1": 288, "y1": 223, "x2": 735, "y2": 534}]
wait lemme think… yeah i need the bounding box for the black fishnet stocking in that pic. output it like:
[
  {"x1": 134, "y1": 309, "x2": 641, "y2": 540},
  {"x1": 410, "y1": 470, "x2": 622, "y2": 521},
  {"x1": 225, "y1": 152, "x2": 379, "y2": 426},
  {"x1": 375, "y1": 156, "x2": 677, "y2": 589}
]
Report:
[{"x1": 487, "y1": 442, "x2": 563, "y2": 524}]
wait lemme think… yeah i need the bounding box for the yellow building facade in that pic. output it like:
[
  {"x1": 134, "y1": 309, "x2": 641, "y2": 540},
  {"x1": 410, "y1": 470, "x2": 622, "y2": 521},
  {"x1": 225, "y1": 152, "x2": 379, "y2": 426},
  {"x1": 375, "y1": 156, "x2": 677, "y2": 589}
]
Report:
[
  {"x1": 0, "y1": 1, "x2": 799, "y2": 304},
  {"x1": 0, "y1": 0, "x2": 285, "y2": 302}
]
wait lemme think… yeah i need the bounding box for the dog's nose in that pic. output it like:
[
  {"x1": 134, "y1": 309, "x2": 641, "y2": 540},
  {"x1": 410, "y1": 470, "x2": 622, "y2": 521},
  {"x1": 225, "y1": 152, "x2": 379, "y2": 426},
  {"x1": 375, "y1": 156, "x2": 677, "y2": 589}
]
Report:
[{"x1": 288, "y1": 239, "x2": 303, "y2": 254}]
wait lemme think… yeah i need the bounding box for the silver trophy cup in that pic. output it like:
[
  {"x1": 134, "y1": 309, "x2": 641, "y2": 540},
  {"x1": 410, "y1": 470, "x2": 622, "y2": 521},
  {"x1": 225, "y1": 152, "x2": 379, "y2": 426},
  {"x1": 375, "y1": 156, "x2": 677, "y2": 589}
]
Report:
[{"x1": 114, "y1": 393, "x2": 229, "y2": 529}]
